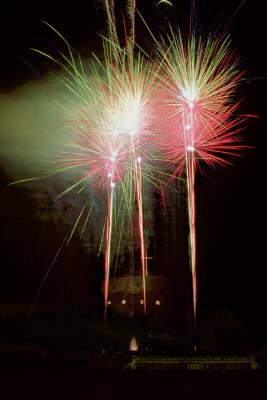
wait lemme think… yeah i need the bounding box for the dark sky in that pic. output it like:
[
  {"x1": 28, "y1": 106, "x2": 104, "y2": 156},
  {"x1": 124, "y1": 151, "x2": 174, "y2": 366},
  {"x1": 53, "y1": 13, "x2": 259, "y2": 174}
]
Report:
[{"x1": 0, "y1": 0, "x2": 266, "y2": 351}]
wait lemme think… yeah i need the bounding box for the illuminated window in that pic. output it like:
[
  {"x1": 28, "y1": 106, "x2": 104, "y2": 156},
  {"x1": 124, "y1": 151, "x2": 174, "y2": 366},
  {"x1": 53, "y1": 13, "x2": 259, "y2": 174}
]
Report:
[
  {"x1": 122, "y1": 299, "x2": 126, "y2": 305},
  {"x1": 140, "y1": 300, "x2": 144, "y2": 305}
]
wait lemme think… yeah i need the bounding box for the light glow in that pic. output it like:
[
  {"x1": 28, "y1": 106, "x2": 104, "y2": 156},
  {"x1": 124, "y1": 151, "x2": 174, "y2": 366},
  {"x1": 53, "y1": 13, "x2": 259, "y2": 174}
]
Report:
[{"x1": 186, "y1": 145, "x2": 195, "y2": 152}]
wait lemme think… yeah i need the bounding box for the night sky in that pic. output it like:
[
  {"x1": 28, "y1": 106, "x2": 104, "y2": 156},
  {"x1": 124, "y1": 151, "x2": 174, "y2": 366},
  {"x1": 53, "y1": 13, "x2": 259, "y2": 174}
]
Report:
[{"x1": 0, "y1": 0, "x2": 266, "y2": 356}]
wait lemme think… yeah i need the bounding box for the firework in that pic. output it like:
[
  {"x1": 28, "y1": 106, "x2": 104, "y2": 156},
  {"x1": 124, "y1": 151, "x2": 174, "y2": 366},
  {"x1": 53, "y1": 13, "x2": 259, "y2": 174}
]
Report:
[
  {"x1": 156, "y1": 30, "x2": 245, "y2": 334},
  {"x1": 38, "y1": 31, "x2": 161, "y2": 315}
]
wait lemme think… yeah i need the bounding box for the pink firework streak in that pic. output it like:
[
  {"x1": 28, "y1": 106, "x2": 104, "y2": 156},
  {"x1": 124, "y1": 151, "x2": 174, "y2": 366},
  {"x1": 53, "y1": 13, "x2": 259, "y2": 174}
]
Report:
[
  {"x1": 56, "y1": 125, "x2": 129, "y2": 316},
  {"x1": 156, "y1": 32, "x2": 247, "y2": 336}
]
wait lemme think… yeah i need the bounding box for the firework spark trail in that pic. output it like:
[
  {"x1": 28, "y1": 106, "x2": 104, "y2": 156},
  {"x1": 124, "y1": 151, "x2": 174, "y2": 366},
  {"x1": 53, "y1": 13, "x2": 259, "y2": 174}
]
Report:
[
  {"x1": 27, "y1": 232, "x2": 69, "y2": 317},
  {"x1": 181, "y1": 103, "x2": 198, "y2": 326},
  {"x1": 156, "y1": 30, "x2": 246, "y2": 339},
  {"x1": 185, "y1": 150, "x2": 197, "y2": 326},
  {"x1": 183, "y1": 97, "x2": 198, "y2": 327},
  {"x1": 127, "y1": 0, "x2": 136, "y2": 56},
  {"x1": 137, "y1": 166, "x2": 147, "y2": 313},
  {"x1": 104, "y1": 170, "x2": 115, "y2": 317},
  {"x1": 134, "y1": 151, "x2": 147, "y2": 313},
  {"x1": 103, "y1": 0, "x2": 118, "y2": 48}
]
